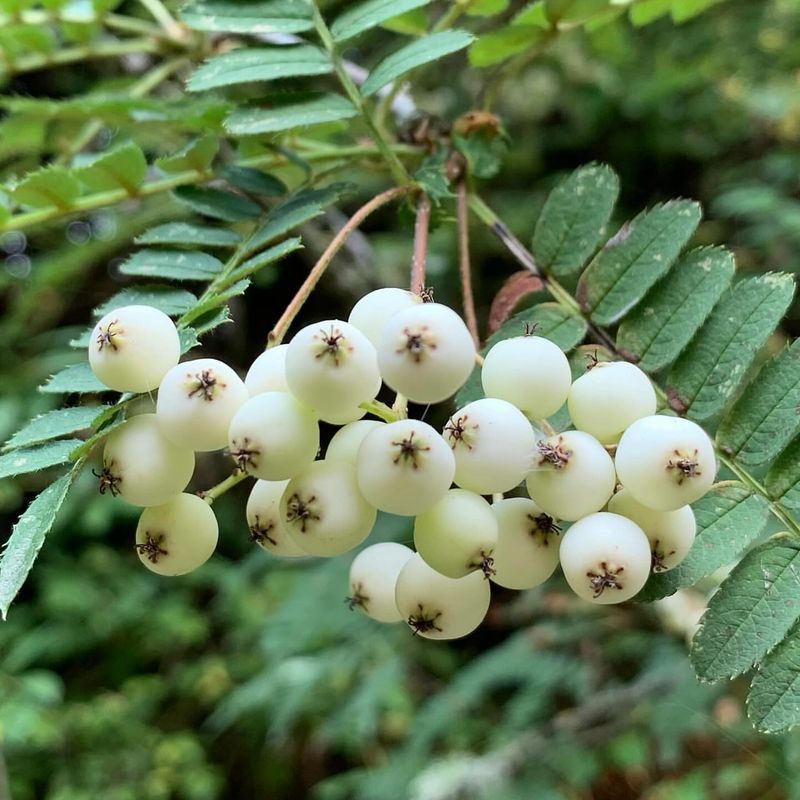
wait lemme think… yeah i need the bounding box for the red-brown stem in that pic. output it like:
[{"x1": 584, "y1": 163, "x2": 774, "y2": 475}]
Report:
[
  {"x1": 268, "y1": 185, "x2": 409, "y2": 346},
  {"x1": 410, "y1": 193, "x2": 431, "y2": 293},
  {"x1": 457, "y1": 181, "x2": 480, "y2": 347}
]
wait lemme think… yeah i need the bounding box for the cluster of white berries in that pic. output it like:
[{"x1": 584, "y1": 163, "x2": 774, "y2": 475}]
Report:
[{"x1": 88, "y1": 287, "x2": 716, "y2": 639}]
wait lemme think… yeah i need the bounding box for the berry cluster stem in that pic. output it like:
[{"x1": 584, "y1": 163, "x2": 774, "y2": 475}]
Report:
[
  {"x1": 199, "y1": 471, "x2": 250, "y2": 505},
  {"x1": 457, "y1": 181, "x2": 480, "y2": 347},
  {"x1": 267, "y1": 186, "x2": 409, "y2": 346},
  {"x1": 410, "y1": 193, "x2": 431, "y2": 293}
]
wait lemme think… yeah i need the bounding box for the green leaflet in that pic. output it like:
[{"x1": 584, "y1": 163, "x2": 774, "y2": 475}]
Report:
[
  {"x1": 180, "y1": 279, "x2": 250, "y2": 326},
  {"x1": 691, "y1": 538, "x2": 800, "y2": 683},
  {"x1": 671, "y1": 0, "x2": 725, "y2": 22},
  {"x1": 221, "y1": 166, "x2": 286, "y2": 197},
  {"x1": 361, "y1": 30, "x2": 475, "y2": 97},
  {"x1": 155, "y1": 136, "x2": 219, "y2": 173},
  {"x1": 748, "y1": 620, "x2": 800, "y2": 733},
  {"x1": 172, "y1": 186, "x2": 262, "y2": 221},
  {"x1": 40, "y1": 363, "x2": 107, "y2": 394},
  {"x1": 135, "y1": 222, "x2": 241, "y2": 249},
  {"x1": 119, "y1": 249, "x2": 224, "y2": 281},
  {"x1": 637, "y1": 483, "x2": 769, "y2": 602},
  {"x1": 244, "y1": 183, "x2": 352, "y2": 256},
  {"x1": 0, "y1": 470, "x2": 76, "y2": 619},
  {"x1": 765, "y1": 437, "x2": 800, "y2": 516},
  {"x1": 93, "y1": 285, "x2": 198, "y2": 317},
  {"x1": 629, "y1": 0, "x2": 671, "y2": 25},
  {"x1": 180, "y1": 0, "x2": 314, "y2": 34},
  {"x1": 10, "y1": 165, "x2": 81, "y2": 209},
  {"x1": 576, "y1": 200, "x2": 701, "y2": 326},
  {"x1": 717, "y1": 339, "x2": 800, "y2": 467},
  {"x1": 225, "y1": 94, "x2": 358, "y2": 136},
  {"x1": 454, "y1": 303, "x2": 587, "y2": 407},
  {"x1": 531, "y1": 163, "x2": 619, "y2": 278},
  {"x1": 615, "y1": 246, "x2": 734, "y2": 372},
  {"x1": 73, "y1": 142, "x2": 147, "y2": 194},
  {"x1": 0, "y1": 439, "x2": 80, "y2": 479},
  {"x1": 331, "y1": 0, "x2": 432, "y2": 41},
  {"x1": 187, "y1": 46, "x2": 331, "y2": 92},
  {"x1": 544, "y1": 0, "x2": 611, "y2": 25},
  {"x1": 2, "y1": 406, "x2": 108, "y2": 452},
  {"x1": 666, "y1": 273, "x2": 796, "y2": 421},
  {"x1": 469, "y1": 25, "x2": 548, "y2": 67},
  {"x1": 225, "y1": 237, "x2": 303, "y2": 284}
]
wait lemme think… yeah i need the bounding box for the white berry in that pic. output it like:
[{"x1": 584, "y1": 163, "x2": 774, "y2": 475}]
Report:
[
  {"x1": 413, "y1": 488, "x2": 498, "y2": 579},
  {"x1": 285, "y1": 319, "x2": 381, "y2": 423},
  {"x1": 444, "y1": 398, "x2": 535, "y2": 494},
  {"x1": 567, "y1": 361, "x2": 656, "y2": 444},
  {"x1": 89, "y1": 304, "x2": 180, "y2": 393},
  {"x1": 327, "y1": 420, "x2": 384, "y2": 464},
  {"x1": 348, "y1": 287, "x2": 422, "y2": 347},
  {"x1": 347, "y1": 542, "x2": 415, "y2": 623},
  {"x1": 525, "y1": 430, "x2": 616, "y2": 521},
  {"x1": 135, "y1": 493, "x2": 218, "y2": 576},
  {"x1": 559, "y1": 512, "x2": 651, "y2": 604},
  {"x1": 356, "y1": 419, "x2": 455, "y2": 516},
  {"x1": 614, "y1": 415, "x2": 716, "y2": 511},
  {"x1": 156, "y1": 358, "x2": 248, "y2": 452},
  {"x1": 244, "y1": 344, "x2": 289, "y2": 395},
  {"x1": 395, "y1": 554, "x2": 491, "y2": 640},
  {"x1": 490, "y1": 498, "x2": 561, "y2": 590},
  {"x1": 377, "y1": 302, "x2": 476, "y2": 404},
  {"x1": 246, "y1": 479, "x2": 308, "y2": 557},
  {"x1": 100, "y1": 413, "x2": 194, "y2": 507},
  {"x1": 481, "y1": 335, "x2": 571, "y2": 418},
  {"x1": 608, "y1": 488, "x2": 696, "y2": 572},
  {"x1": 227, "y1": 392, "x2": 319, "y2": 480},
  {"x1": 280, "y1": 459, "x2": 377, "y2": 557}
]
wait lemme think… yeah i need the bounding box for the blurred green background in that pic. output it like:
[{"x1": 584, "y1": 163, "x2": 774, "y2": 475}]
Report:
[{"x1": 2, "y1": 0, "x2": 800, "y2": 797}]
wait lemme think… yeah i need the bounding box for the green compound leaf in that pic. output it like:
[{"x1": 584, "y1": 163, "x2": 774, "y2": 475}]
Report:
[
  {"x1": 2, "y1": 406, "x2": 107, "y2": 452},
  {"x1": 155, "y1": 136, "x2": 219, "y2": 173},
  {"x1": 73, "y1": 142, "x2": 147, "y2": 194},
  {"x1": 119, "y1": 249, "x2": 224, "y2": 281},
  {"x1": 666, "y1": 273, "x2": 796, "y2": 421},
  {"x1": 40, "y1": 363, "x2": 107, "y2": 394},
  {"x1": 749, "y1": 621, "x2": 800, "y2": 733},
  {"x1": 532, "y1": 162, "x2": 619, "y2": 278},
  {"x1": 135, "y1": 222, "x2": 241, "y2": 249},
  {"x1": 637, "y1": 483, "x2": 769, "y2": 602},
  {"x1": 717, "y1": 339, "x2": 800, "y2": 467},
  {"x1": 244, "y1": 183, "x2": 352, "y2": 255},
  {"x1": 93, "y1": 285, "x2": 198, "y2": 318},
  {"x1": 226, "y1": 236, "x2": 303, "y2": 284},
  {"x1": 180, "y1": 279, "x2": 250, "y2": 326},
  {"x1": 691, "y1": 538, "x2": 800, "y2": 683},
  {"x1": 361, "y1": 30, "x2": 475, "y2": 97},
  {"x1": 455, "y1": 303, "x2": 586, "y2": 407},
  {"x1": 225, "y1": 93, "x2": 358, "y2": 135},
  {"x1": 0, "y1": 470, "x2": 76, "y2": 620},
  {"x1": 221, "y1": 166, "x2": 286, "y2": 197},
  {"x1": 331, "y1": 0, "x2": 431, "y2": 41},
  {"x1": 9, "y1": 165, "x2": 82, "y2": 209},
  {"x1": 188, "y1": 46, "x2": 331, "y2": 92},
  {"x1": 576, "y1": 200, "x2": 701, "y2": 326},
  {"x1": 765, "y1": 437, "x2": 800, "y2": 516},
  {"x1": 172, "y1": 185, "x2": 262, "y2": 221},
  {"x1": 0, "y1": 439, "x2": 80, "y2": 479},
  {"x1": 180, "y1": 0, "x2": 314, "y2": 34},
  {"x1": 616, "y1": 246, "x2": 734, "y2": 372}
]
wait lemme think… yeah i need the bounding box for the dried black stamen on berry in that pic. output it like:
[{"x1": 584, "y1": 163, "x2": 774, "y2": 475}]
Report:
[
  {"x1": 96, "y1": 320, "x2": 121, "y2": 352},
  {"x1": 537, "y1": 437, "x2": 572, "y2": 469},
  {"x1": 651, "y1": 540, "x2": 676, "y2": 573},
  {"x1": 285, "y1": 493, "x2": 320, "y2": 532},
  {"x1": 471, "y1": 551, "x2": 496, "y2": 579},
  {"x1": 94, "y1": 463, "x2": 122, "y2": 497},
  {"x1": 228, "y1": 438, "x2": 260, "y2": 473},
  {"x1": 528, "y1": 512, "x2": 562, "y2": 545},
  {"x1": 187, "y1": 368, "x2": 220, "y2": 401},
  {"x1": 249, "y1": 515, "x2": 277, "y2": 547},
  {"x1": 315, "y1": 325, "x2": 348, "y2": 365},
  {"x1": 345, "y1": 583, "x2": 368, "y2": 611},
  {"x1": 586, "y1": 350, "x2": 601, "y2": 370},
  {"x1": 418, "y1": 286, "x2": 435, "y2": 302},
  {"x1": 392, "y1": 430, "x2": 431, "y2": 468},
  {"x1": 135, "y1": 532, "x2": 168, "y2": 563},
  {"x1": 399, "y1": 325, "x2": 436, "y2": 362},
  {"x1": 444, "y1": 414, "x2": 476, "y2": 449},
  {"x1": 666, "y1": 449, "x2": 701, "y2": 484},
  {"x1": 586, "y1": 562, "x2": 624, "y2": 598},
  {"x1": 523, "y1": 321, "x2": 540, "y2": 336},
  {"x1": 408, "y1": 604, "x2": 442, "y2": 635}
]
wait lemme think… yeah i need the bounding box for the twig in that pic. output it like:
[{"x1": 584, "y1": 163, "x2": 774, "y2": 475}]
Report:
[
  {"x1": 457, "y1": 182, "x2": 479, "y2": 346},
  {"x1": 199, "y1": 471, "x2": 250, "y2": 505},
  {"x1": 410, "y1": 194, "x2": 431, "y2": 293},
  {"x1": 268, "y1": 186, "x2": 409, "y2": 346},
  {"x1": 359, "y1": 399, "x2": 399, "y2": 423},
  {"x1": 138, "y1": 0, "x2": 187, "y2": 41}
]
